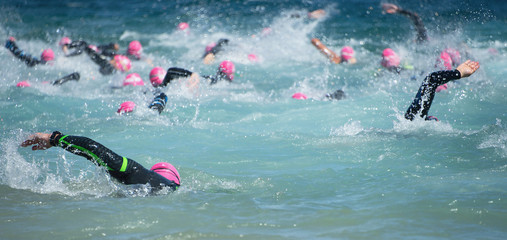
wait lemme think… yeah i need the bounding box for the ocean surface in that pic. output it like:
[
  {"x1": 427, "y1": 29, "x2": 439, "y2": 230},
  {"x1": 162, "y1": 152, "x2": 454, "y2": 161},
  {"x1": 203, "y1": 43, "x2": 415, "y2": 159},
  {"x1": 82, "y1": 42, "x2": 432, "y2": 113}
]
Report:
[{"x1": 0, "y1": 0, "x2": 506, "y2": 239}]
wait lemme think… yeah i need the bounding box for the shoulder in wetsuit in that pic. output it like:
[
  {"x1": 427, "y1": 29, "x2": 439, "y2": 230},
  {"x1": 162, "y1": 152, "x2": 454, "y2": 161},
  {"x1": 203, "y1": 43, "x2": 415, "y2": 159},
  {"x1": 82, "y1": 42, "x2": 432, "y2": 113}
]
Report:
[
  {"x1": 405, "y1": 70, "x2": 461, "y2": 120},
  {"x1": 84, "y1": 46, "x2": 116, "y2": 75},
  {"x1": 5, "y1": 39, "x2": 46, "y2": 67},
  {"x1": 49, "y1": 131, "x2": 179, "y2": 191},
  {"x1": 97, "y1": 43, "x2": 119, "y2": 58},
  {"x1": 64, "y1": 40, "x2": 88, "y2": 57}
]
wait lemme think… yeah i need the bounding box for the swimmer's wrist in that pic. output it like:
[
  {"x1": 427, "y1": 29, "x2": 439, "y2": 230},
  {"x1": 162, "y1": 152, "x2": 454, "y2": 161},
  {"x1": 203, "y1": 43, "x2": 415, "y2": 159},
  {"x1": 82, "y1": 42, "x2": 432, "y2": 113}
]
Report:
[{"x1": 49, "y1": 131, "x2": 62, "y2": 146}]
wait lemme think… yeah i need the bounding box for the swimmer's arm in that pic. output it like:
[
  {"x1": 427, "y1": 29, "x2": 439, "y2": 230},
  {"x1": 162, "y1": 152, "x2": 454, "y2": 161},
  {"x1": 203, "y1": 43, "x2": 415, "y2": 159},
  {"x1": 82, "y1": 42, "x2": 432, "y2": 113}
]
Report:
[
  {"x1": 22, "y1": 132, "x2": 128, "y2": 171},
  {"x1": 382, "y1": 3, "x2": 427, "y2": 43},
  {"x1": 5, "y1": 38, "x2": 41, "y2": 67}
]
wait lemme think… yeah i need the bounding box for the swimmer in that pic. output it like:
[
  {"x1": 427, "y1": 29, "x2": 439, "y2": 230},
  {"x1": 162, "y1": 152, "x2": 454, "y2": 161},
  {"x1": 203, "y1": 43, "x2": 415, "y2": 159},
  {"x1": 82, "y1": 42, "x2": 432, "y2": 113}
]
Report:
[
  {"x1": 404, "y1": 60, "x2": 480, "y2": 121},
  {"x1": 5, "y1": 37, "x2": 54, "y2": 67},
  {"x1": 311, "y1": 38, "x2": 356, "y2": 64},
  {"x1": 382, "y1": 3, "x2": 428, "y2": 43},
  {"x1": 61, "y1": 39, "x2": 119, "y2": 58},
  {"x1": 125, "y1": 40, "x2": 142, "y2": 60},
  {"x1": 381, "y1": 48, "x2": 402, "y2": 73},
  {"x1": 203, "y1": 38, "x2": 229, "y2": 64},
  {"x1": 21, "y1": 131, "x2": 180, "y2": 192},
  {"x1": 85, "y1": 46, "x2": 131, "y2": 75},
  {"x1": 156, "y1": 60, "x2": 235, "y2": 87},
  {"x1": 290, "y1": 9, "x2": 326, "y2": 19},
  {"x1": 292, "y1": 89, "x2": 345, "y2": 101}
]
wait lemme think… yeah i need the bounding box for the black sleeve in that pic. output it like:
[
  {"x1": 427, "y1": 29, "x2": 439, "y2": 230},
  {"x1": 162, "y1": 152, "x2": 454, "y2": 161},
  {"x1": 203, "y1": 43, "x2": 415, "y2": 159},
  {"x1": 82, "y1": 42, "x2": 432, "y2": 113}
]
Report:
[
  {"x1": 85, "y1": 48, "x2": 115, "y2": 75},
  {"x1": 50, "y1": 131, "x2": 179, "y2": 190},
  {"x1": 98, "y1": 43, "x2": 117, "y2": 58},
  {"x1": 210, "y1": 38, "x2": 229, "y2": 55},
  {"x1": 63, "y1": 40, "x2": 87, "y2": 57},
  {"x1": 398, "y1": 9, "x2": 428, "y2": 43},
  {"x1": 161, "y1": 67, "x2": 193, "y2": 86},
  {"x1": 405, "y1": 70, "x2": 461, "y2": 120},
  {"x1": 51, "y1": 131, "x2": 130, "y2": 172},
  {"x1": 5, "y1": 40, "x2": 44, "y2": 67}
]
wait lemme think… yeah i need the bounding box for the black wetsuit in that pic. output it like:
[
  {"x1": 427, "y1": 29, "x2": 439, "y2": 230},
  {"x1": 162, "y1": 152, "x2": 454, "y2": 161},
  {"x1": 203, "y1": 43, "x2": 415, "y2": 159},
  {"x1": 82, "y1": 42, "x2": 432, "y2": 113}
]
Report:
[
  {"x1": 64, "y1": 40, "x2": 88, "y2": 57},
  {"x1": 63, "y1": 40, "x2": 116, "y2": 75},
  {"x1": 202, "y1": 38, "x2": 229, "y2": 59},
  {"x1": 86, "y1": 47, "x2": 116, "y2": 75},
  {"x1": 97, "y1": 43, "x2": 118, "y2": 58},
  {"x1": 405, "y1": 69, "x2": 461, "y2": 120},
  {"x1": 49, "y1": 131, "x2": 179, "y2": 191},
  {"x1": 160, "y1": 67, "x2": 229, "y2": 87},
  {"x1": 5, "y1": 40, "x2": 47, "y2": 67},
  {"x1": 397, "y1": 9, "x2": 428, "y2": 43}
]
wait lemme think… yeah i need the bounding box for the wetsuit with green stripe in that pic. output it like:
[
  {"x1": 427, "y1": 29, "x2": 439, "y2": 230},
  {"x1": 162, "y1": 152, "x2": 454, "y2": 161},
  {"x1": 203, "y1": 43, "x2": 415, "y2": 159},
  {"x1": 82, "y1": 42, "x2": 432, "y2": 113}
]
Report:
[{"x1": 49, "y1": 131, "x2": 179, "y2": 191}]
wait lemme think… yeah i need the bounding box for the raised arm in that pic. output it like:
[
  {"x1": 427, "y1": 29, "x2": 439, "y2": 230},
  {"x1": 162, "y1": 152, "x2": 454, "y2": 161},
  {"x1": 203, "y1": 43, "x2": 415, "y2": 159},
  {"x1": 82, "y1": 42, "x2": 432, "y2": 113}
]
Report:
[
  {"x1": 382, "y1": 3, "x2": 428, "y2": 43},
  {"x1": 5, "y1": 38, "x2": 44, "y2": 67}
]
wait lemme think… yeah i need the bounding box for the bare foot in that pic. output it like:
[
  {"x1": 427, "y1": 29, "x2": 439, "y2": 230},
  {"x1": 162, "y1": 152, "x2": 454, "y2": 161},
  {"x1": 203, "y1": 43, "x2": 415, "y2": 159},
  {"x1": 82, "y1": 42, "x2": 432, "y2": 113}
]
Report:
[{"x1": 456, "y1": 60, "x2": 480, "y2": 78}]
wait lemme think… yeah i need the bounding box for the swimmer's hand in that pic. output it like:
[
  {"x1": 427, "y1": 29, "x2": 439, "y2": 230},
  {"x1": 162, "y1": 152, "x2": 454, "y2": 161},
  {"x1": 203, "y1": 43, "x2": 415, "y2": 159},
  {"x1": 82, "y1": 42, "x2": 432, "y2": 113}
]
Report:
[
  {"x1": 308, "y1": 9, "x2": 326, "y2": 19},
  {"x1": 21, "y1": 133, "x2": 52, "y2": 151},
  {"x1": 456, "y1": 60, "x2": 480, "y2": 78},
  {"x1": 382, "y1": 3, "x2": 399, "y2": 14}
]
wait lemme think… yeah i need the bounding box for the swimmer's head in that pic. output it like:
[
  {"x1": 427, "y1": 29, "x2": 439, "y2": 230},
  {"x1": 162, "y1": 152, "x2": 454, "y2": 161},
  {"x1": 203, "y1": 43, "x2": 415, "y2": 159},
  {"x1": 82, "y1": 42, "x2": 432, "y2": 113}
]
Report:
[
  {"x1": 205, "y1": 42, "x2": 216, "y2": 54},
  {"x1": 117, "y1": 101, "x2": 135, "y2": 114},
  {"x1": 41, "y1": 49, "x2": 54, "y2": 62},
  {"x1": 436, "y1": 51, "x2": 453, "y2": 70},
  {"x1": 113, "y1": 55, "x2": 131, "y2": 72},
  {"x1": 381, "y1": 48, "x2": 400, "y2": 68},
  {"x1": 16, "y1": 81, "x2": 31, "y2": 88},
  {"x1": 123, "y1": 73, "x2": 145, "y2": 86},
  {"x1": 178, "y1": 22, "x2": 189, "y2": 31},
  {"x1": 292, "y1": 92, "x2": 307, "y2": 100},
  {"x1": 59, "y1": 37, "x2": 71, "y2": 46},
  {"x1": 88, "y1": 44, "x2": 99, "y2": 52},
  {"x1": 127, "y1": 40, "x2": 142, "y2": 59},
  {"x1": 149, "y1": 67, "x2": 167, "y2": 87},
  {"x1": 340, "y1": 46, "x2": 354, "y2": 61},
  {"x1": 218, "y1": 60, "x2": 235, "y2": 81},
  {"x1": 248, "y1": 53, "x2": 258, "y2": 62},
  {"x1": 151, "y1": 162, "x2": 181, "y2": 185},
  {"x1": 444, "y1": 48, "x2": 461, "y2": 66}
]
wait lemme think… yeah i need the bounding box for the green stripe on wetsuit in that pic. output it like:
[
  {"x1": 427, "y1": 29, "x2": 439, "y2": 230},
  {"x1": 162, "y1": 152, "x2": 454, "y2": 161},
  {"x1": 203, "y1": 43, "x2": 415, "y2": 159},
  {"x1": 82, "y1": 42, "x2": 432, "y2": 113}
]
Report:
[{"x1": 59, "y1": 135, "x2": 127, "y2": 172}]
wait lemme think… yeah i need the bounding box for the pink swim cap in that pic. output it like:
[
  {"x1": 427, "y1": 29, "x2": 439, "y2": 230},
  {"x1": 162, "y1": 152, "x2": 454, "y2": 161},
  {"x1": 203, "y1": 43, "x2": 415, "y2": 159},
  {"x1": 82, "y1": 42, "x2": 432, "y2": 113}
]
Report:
[
  {"x1": 151, "y1": 162, "x2": 180, "y2": 185},
  {"x1": 88, "y1": 44, "x2": 99, "y2": 52},
  {"x1": 437, "y1": 51, "x2": 453, "y2": 70},
  {"x1": 114, "y1": 55, "x2": 132, "y2": 72},
  {"x1": 444, "y1": 48, "x2": 461, "y2": 66},
  {"x1": 127, "y1": 40, "x2": 142, "y2": 58},
  {"x1": 247, "y1": 53, "x2": 258, "y2": 62},
  {"x1": 219, "y1": 60, "x2": 235, "y2": 81},
  {"x1": 59, "y1": 37, "x2": 71, "y2": 46},
  {"x1": 205, "y1": 42, "x2": 217, "y2": 53},
  {"x1": 178, "y1": 22, "x2": 189, "y2": 31},
  {"x1": 292, "y1": 92, "x2": 307, "y2": 100},
  {"x1": 41, "y1": 49, "x2": 54, "y2": 62},
  {"x1": 261, "y1": 27, "x2": 272, "y2": 36},
  {"x1": 149, "y1": 67, "x2": 166, "y2": 87},
  {"x1": 117, "y1": 101, "x2": 135, "y2": 114},
  {"x1": 123, "y1": 73, "x2": 145, "y2": 86},
  {"x1": 16, "y1": 81, "x2": 31, "y2": 87},
  {"x1": 381, "y1": 48, "x2": 400, "y2": 68},
  {"x1": 340, "y1": 46, "x2": 354, "y2": 61}
]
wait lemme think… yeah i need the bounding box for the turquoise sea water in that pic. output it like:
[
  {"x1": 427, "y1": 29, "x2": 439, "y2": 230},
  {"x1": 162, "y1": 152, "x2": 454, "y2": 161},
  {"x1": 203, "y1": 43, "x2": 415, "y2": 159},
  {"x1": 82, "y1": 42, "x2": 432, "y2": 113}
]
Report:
[{"x1": 0, "y1": 0, "x2": 506, "y2": 239}]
